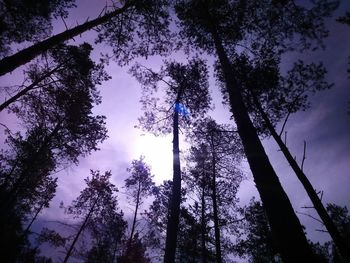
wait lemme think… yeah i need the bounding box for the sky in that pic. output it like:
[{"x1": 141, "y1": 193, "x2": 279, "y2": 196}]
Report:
[{"x1": 1, "y1": 0, "x2": 350, "y2": 260}]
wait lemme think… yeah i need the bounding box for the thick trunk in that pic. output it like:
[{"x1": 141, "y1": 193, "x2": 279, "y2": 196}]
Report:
[
  {"x1": 253, "y1": 95, "x2": 350, "y2": 262},
  {"x1": 63, "y1": 196, "x2": 99, "y2": 263},
  {"x1": 0, "y1": 3, "x2": 131, "y2": 76},
  {"x1": 209, "y1": 20, "x2": 316, "y2": 263},
  {"x1": 0, "y1": 60, "x2": 66, "y2": 111},
  {"x1": 210, "y1": 136, "x2": 222, "y2": 263},
  {"x1": 164, "y1": 104, "x2": 181, "y2": 263},
  {"x1": 201, "y1": 182, "x2": 207, "y2": 263}
]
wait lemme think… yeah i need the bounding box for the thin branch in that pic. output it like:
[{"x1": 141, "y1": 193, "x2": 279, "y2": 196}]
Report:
[
  {"x1": 301, "y1": 140, "x2": 306, "y2": 171},
  {"x1": 279, "y1": 111, "x2": 291, "y2": 137},
  {"x1": 296, "y1": 211, "x2": 324, "y2": 225}
]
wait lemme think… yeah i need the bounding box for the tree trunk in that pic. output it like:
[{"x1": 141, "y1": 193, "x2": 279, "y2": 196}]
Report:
[
  {"x1": 24, "y1": 202, "x2": 45, "y2": 234},
  {"x1": 0, "y1": 2, "x2": 132, "y2": 76},
  {"x1": 0, "y1": 60, "x2": 66, "y2": 111},
  {"x1": 63, "y1": 196, "x2": 99, "y2": 263},
  {"x1": 164, "y1": 103, "x2": 182, "y2": 263},
  {"x1": 200, "y1": 180, "x2": 207, "y2": 263},
  {"x1": 210, "y1": 134, "x2": 222, "y2": 263},
  {"x1": 129, "y1": 181, "x2": 141, "y2": 245},
  {"x1": 252, "y1": 94, "x2": 350, "y2": 262},
  {"x1": 208, "y1": 18, "x2": 316, "y2": 263}
]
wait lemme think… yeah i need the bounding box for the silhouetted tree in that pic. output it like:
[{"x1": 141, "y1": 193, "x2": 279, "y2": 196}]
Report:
[
  {"x1": 118, "y1": 233, "x2": 151, "y2": 263},
  {"x1": 131, "y1": 58, "x2": 211, "y2": 262},
  {"x1": 234, "y1": 198, "x2": 281, "y2": 263},
  {"x1": 0, "y1": 0, "x2": 172, "y2": 76},
  {"x1": 174, "y1": 1, "x2": 338, "y2": 261},
  {"x1": 0, "y1": 42, "x2": 108, "y2": 227},
  {"x1": 0, "y1": 42, "x2": 108, "y2": 112},
  {"x1": 0, "y1": 0, "x2": 76, "y2": 57},
  {"x1": 62, "y1": 170, "x2": 125, "y2": 263},
  {"x1": 185, "y1": 118, "x2": 243, "y2": 263},
  {"x1": 219, "y1": 49, "x2": 350, "y2": 262},
  {"x1": 124, "y1": 157, "x2": 154, "y2": 247}
]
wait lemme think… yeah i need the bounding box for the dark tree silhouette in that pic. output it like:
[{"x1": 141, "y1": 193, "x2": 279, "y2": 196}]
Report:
[
  {"x1": 0, "y1": 42, "x2": 108, "y2": 212},
  {"x1": 131, "y1": 58, "x2": 211, "y2": 262},
  {"x1": 0, "y1": 0, "x2": 76, "y2": 57},
  {"x1": 221, "y1": 53, "x2": 350, "y2": 262},
  {"x1": 118, "y1": 233, "x2": 151, "y2": 263},
  {"x1": 234, "y1": 198, "x2": 281, "y2": 263},
  {"x1": 174, "y1": 1, "x2": 338, "y2": 261},
  {"x1": 0, "y1": 0, "x2": 172, "y2": 76},
  {"x1": 124, "y1": 157, "x2": 154, "y2": 247},
  {"x1": 62, "y1": 170, "x2": 124, "y2": 263},
  {"x1": 0, "y1": 43, "x2": 107, "y2": 112},
  {"x1": 185, "y1": 118, "x2": 243, "y2": 263},
  {"x1": 0, "y1": 42, "x2": 109, "y2": 261}
]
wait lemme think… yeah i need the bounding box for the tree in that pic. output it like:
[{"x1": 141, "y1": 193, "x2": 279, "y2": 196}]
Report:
[
  {"x1": 0, "y1": 42, "x2": 106, "y2": 112},
  {"x1": 174, "y1": 1, "x2": 339, "y2": 261},
  {"x1": 0, "y1": 42, "x2": 109, "y2": 260},
  {"x1": 0, "y1": 0, "x2": 172, "y2": 76},
  {"x1": 144, "y1": 180, "x2": 203, "y2": 262},
  {"x1": 118, "y1": 233, "x2": 151, "y2": 263},
  {"x1": 0, "y1": 42, "x2": 108, "y2": 214},
  {"x1": 234, "y1": 198, "x2": 281, "y2": 263},
  {"x1": 225, "y1": 53, "x2": 350, "y2": 262},
  {"x1": 62, "y1": 170, "x2": 125, "y2": 263},
  {"x1": 130, "y1": 58, "x2": 211, "y2": 262},
  {"x1": 185, "y1": 118, "x2": 243, "y2": 263},
  {"x1": 124, "y1": 157, "x2": 154, "y2": 247},
  {"x1": 0, "y1": 0, "x2": 76, "y2": 57}
]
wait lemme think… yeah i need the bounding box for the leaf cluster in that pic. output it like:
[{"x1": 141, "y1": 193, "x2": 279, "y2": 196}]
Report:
[{"x1": 0, "y1": 0, "x2": 76, "y2": 57}]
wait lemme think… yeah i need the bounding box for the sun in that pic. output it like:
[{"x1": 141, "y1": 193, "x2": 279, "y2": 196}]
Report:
[{"x1": 133, "y1": 133, "x2": 173, "y2": 184}]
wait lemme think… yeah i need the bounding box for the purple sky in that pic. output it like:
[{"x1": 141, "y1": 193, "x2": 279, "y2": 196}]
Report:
[{"x1": 1, "y1": 0, "x2": 350, "y2": 260}]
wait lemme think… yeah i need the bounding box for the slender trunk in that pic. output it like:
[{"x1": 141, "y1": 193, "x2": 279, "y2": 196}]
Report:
[
  {"x1": 164, "y1": 103, "x2": 181, "y2": 263},
  {"x1": 207, "y1": 16, "x2": 316, "y2": 263},
  {"x1": 252, "y1": 94, "x2": 350, "y2": 262},
  {"x1": 63, "y1": 196, "x2": 99, "y2": 263},
  {"x1": 210, "y1": 135, "x2": 222, "y2": 263},
  {"x1": 0, "y1": 2, "x2": 132, "y2": 76},
  {"x1": 0, "y1": 60, "x2": 66, "y2": 111},
  {"x1": 200, "y1": 180, "x2": 207, "y2": 263},
  {"x1": 24, "y1": 202, "x2": 45, "y2": 234},
  {"x1": 129, "y1": 181, "x2": 141, "y2": 245}
]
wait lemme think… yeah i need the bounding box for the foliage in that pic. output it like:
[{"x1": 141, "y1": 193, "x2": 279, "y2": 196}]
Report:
[
  {"x1": 0, "y1": 0, "x2": 76, "y2": 57},
  {"x1": 125, "y1": 157, "x2": 155, "y2": 207},
  {"x1": 175, "y1": 0, "x2": 338, "y2": 55},
  {"x1": 11, "y1": 43, "x2": 109, "y2": 164},
  {"x1": 130, "y1": 57, "x2": 211, "y2": 135},
  {"x1": 118, "y1": 233, "x2": 151, "y2": 263},
  {"x1": 234, "y1": 198, "x2": 281, "y2": 263},
  {"x1": 95, "y1": 0, "x2": 174, "y2": 65},
  {"x1": 216, "y1": 53, "x2": 331, "y2": 135}
]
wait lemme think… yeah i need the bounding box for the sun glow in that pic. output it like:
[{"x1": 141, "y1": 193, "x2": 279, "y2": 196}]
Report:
[{"x1": 133, "y1": 133, "x2": 173, "y2": 184}]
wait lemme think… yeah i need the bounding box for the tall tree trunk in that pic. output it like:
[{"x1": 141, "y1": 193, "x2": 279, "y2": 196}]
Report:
[
  {"x1": 210, "y1": 134, "x2": 222, "y2": 263},
  {"x1": 63, "y1": 196, "x2": 99, "y2": 263},
  {"x1": 0, "y1": 60, "x2": 67, "y2": 111},
  {"x1": 252, "y1": 94, "x2": 350, "y2": 262},
  {"x1": 200, "y1": 180, "x2": 207, "y2": 263},
  {"x1": 207, "y1": 18, "x2": 316, "y2": 263},
  {"x1": 0, "y1": 2, "x2": 132, "y2": 76},
  {"x1": 129, "y1": 181, "x2": 141, "y2": 245},
  {"x1": 164, "y1": 102, "x2": 182, "y2": 263}
]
